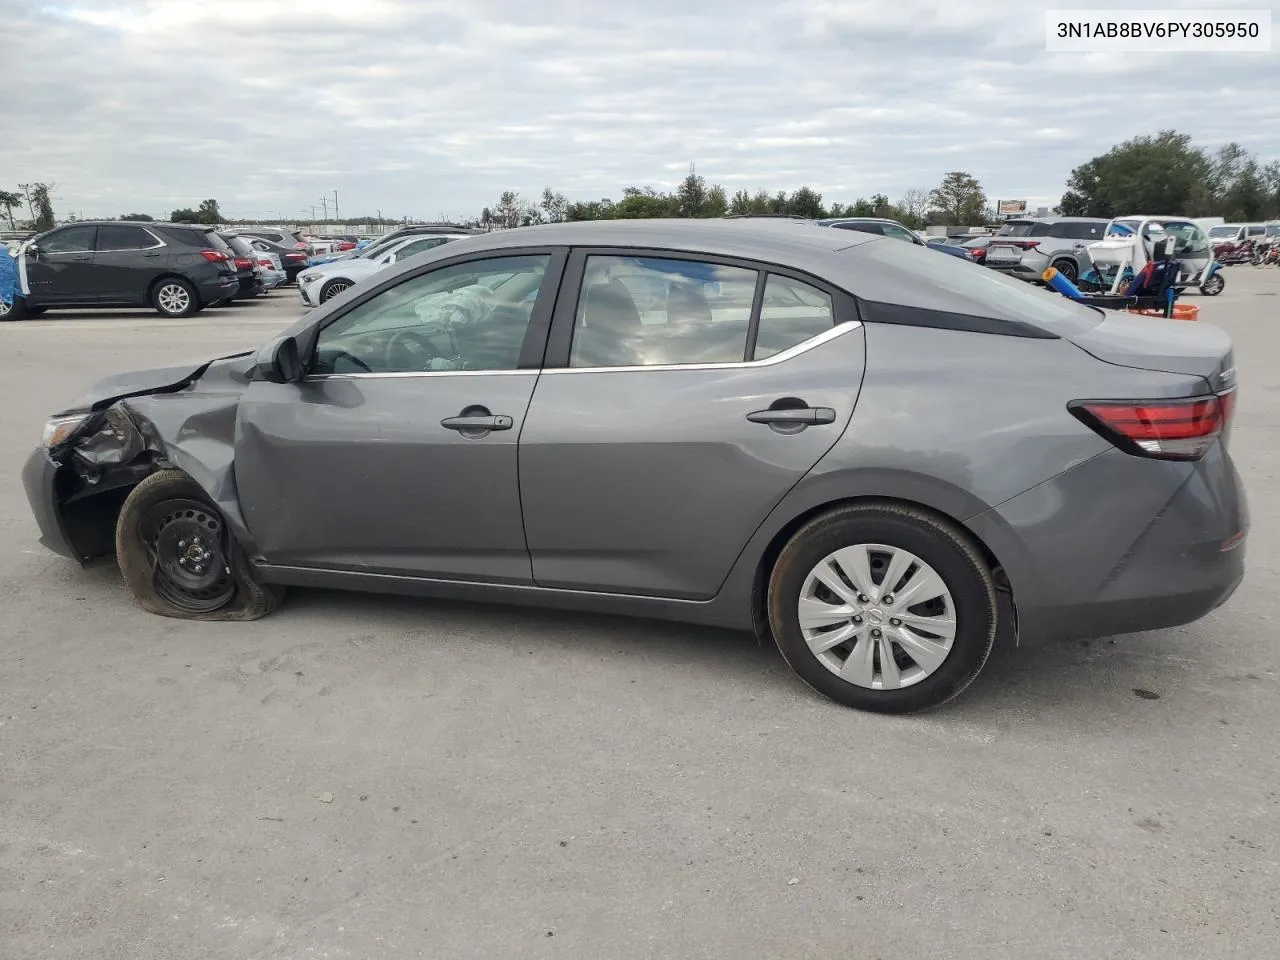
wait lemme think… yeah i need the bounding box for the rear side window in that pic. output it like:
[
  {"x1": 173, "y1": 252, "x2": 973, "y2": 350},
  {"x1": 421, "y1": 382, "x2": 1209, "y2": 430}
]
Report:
[
  {"x1": 97, "y1": 224, "x2": 157, "y2": 250},
  {"x1": 223, "y1": 236, "x2": 254, "y2": 256},
  {"x1": 1069, "y1": 222, "x2": 1104, "y2": 240},
  {"x1": 755, "y1": 275, "x2": 835, "y2": 360},
  {"x1": 852, "y1": 239, "x2": 1103, "y2": 336},
  {"x1": 880, "y1": 223, "x2": 918, "y2": 243},
  {"x1": 570, "y1": 256, "x2": 757, "y2": 368},
  {"x1": 834, "y1": 222, "x2": 883, "y2": 235}
]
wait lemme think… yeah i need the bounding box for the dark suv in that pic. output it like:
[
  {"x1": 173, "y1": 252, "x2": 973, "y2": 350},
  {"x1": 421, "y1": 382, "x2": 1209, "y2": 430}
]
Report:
[{"x1": 0, "y1": 221, "x2": 240, "y2": 321}]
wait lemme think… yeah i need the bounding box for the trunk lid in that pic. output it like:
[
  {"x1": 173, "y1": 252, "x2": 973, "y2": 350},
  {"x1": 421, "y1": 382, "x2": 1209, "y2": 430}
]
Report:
[{"x1": 1066, "y1": 309, "x2": 1236, "y2": 392}]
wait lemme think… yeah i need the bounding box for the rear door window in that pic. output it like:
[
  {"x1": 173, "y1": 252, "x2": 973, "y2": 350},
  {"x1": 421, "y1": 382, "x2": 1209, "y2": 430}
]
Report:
[
  {"x1": 97, "y1": 224, "x2": 158, "y2": 250},
  {"x1": 754, "y1": 275, "x2": 835, "y2": 360},
  {"x1": 569, "y1": 255, "x2": 758, "y2": 368},
  {"x1": 880, "y1": 223, "x2": 919, "y2": 243}
]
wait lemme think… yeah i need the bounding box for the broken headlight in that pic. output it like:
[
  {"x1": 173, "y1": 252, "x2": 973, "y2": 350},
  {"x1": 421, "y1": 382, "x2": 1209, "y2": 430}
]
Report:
[{"x1": 42, "y1": 414, "x2": 89, "y2": 448}]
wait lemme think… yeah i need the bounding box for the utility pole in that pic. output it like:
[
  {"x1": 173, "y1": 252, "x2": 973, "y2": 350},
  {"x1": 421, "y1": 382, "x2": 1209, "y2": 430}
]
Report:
[
  {"x1": 332, "y1": 190, "x2": 340, "y2": 222},
  {"x1": 318, "y1": 196, "x2": 328, "y2": 221}
]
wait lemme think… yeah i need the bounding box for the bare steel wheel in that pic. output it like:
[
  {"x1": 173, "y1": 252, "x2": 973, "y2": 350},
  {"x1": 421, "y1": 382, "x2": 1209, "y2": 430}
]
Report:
[
  {"x1": 797, "y1": 544, "x2": 956, "y2": 690},
  {"x1": 768, "y1": 502, "x2": 997, "y2": 713},
  {"x1": 116, "y1": 470, "x2": 282, "y2": 621},
  {"x1": 142, "y1": 498, "x2": 235, "y2": 614}
]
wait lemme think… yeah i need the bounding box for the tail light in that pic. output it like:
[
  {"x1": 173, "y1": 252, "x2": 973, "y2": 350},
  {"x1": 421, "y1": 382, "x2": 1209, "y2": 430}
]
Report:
[
  {"x1": 234, "y1": 257, "x2": 252, "y2": 269},
  {"x1": 1069, "y1": 392, "x2": 1236, "y2": 461},
  {"x1": 200, "y1": 250, "x2": 228, "y2": 263},
  {"x1": 257, "y1": 258, "x2": 273, "y2": 268},
  {"x1": 284, "y1": 252, "x2": 306, "y2": 261},
  {"x1": 1003, "y1": 240, "x2": 1040, "y2": 250}
]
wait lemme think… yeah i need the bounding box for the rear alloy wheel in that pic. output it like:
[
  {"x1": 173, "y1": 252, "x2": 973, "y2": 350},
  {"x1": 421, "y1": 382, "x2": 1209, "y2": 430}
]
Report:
[
  {"x1": 320, "y1": 279, "x2": 352, "y2": 302},
  {"x1": 1050, "y1": 258, "x2": 1078, "y2": 284},
  {"x1": 1201, "y1": 273, "x2": 1225, "y2": 296},
  {"x1": 115, "y1": 470, "x2": 282, "y2": 621},
  {"x1": 768, "y1": 503, "x2": 997, "y2": 713},
  {"x1": 153, "y1": 278, "x2": 199, "y2": 317}
]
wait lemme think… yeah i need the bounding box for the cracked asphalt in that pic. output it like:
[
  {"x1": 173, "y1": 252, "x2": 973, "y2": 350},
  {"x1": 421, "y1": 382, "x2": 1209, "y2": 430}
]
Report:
[{"x1": 1, "y1": 277, "x2": 1277, "y2": 959}]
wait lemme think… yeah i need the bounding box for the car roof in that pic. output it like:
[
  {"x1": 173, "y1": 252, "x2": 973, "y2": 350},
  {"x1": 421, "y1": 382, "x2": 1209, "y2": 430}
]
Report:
[
  {"x1": 45, "y1": 220, "x2": 209, "y2": 230},
  {"x1": 1004, "y1": 216, "x2": 1108, "y2": 223},
  {"x1": 430, "y1": 218, "x2": 876, "y2": 263},
  {"x1": 817, "y1": 217, "x2": 906, "y2": 225}
]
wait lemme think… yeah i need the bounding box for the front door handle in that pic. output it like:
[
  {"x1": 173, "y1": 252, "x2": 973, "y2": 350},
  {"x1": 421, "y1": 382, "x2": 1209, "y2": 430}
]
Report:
[
  {"x1": 746, "y1": 407, "x2": 837, "y2": 426},
  {"x1": 441, "y1": 414, "x2": 513, "y2": 432},
  {"x1": 70, "y1": 255, "x2": 91, "y2": 261}
]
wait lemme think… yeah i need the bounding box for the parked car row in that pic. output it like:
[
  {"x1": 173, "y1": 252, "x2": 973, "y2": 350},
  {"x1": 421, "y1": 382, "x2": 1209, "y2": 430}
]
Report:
[{"x1": 0, "y1": 221, "x2": 292, "y2": 320}]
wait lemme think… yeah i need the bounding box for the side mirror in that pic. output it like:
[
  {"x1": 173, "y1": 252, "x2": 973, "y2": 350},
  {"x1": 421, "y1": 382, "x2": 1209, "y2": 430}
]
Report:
[
  {"x1": 250, "y1": 335, "x2": 302, "y2": 383},
  {"x1": 26, "y1": 244, "x2": 38, "y2": 259}
]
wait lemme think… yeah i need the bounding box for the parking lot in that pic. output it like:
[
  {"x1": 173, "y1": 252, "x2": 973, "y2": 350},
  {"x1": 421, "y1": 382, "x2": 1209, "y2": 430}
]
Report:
[{"x1": 2, "y1": 274, "x2": 1278, "y2": 959}]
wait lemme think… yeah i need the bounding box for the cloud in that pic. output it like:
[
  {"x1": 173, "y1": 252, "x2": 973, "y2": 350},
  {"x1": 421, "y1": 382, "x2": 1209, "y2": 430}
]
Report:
[{"x1": 4, "y1": 0, "x2": 1278, "y2": 221}]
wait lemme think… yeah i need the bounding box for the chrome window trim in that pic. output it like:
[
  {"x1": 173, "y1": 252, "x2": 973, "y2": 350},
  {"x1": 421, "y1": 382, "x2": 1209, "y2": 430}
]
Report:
[
  {"x1": 302, "y1": 320, "x2": 859, "y2": 382},
  {"x1": 549, "y1": 319, "x2": 858, "y2": 374}
]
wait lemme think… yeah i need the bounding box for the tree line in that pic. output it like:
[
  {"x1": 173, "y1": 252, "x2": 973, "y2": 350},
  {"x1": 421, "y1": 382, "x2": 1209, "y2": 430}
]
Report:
[
  {"x1": 1058, "y1": 130, "x2": 1280, "y2": 221},
  {"x1": 481, "y1": 168, "x2": 985, "y2": 229},
  {"x1": 6, "y1": 130, "x2": 1278, "y2": 235}
]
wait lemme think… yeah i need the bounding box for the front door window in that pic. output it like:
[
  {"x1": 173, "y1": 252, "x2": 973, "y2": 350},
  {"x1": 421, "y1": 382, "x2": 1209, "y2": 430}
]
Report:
[{"x1": 313, "y1": 255, "x2": 551, "y2": 374}]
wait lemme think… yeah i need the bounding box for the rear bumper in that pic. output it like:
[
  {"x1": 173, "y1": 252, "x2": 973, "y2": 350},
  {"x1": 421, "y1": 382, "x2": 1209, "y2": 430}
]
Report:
[
  {"x1": 967, "y1": 443, "x2": 1248, "y2": 644},
  {"x1": 197, "y1": 277, "x2": 240, "y2": 305},
  {"x1": 22, "y1": 447, "x2": 77, "y2": 560}
]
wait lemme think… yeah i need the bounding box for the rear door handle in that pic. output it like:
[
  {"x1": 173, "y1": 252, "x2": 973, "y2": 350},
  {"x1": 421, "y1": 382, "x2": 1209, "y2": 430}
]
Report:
[
  {"x1": 746, "y1": 407, "x2": 836, "y2": 426},
  {"x1": 441, "y1": 414, "x2": 513, "y2": 432},
  {"x1": 70, "y1": 255, "x2": 91, "y2": 261}
]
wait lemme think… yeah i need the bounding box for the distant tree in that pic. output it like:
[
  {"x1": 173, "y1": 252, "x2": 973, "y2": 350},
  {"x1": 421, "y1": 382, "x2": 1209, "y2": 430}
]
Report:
[
  {"x1": 196, "y1": 198, "x2": 222, "y2": 225},
  {"x1": 1058, "y1": 131, "x2": 1211, "y2": 218},
  {"x1": 21, "y1": 183, "x2": 56, "y2": 231},
  {"x1": 119, "y1": 212, "x2": 155, "y2": 222},
  {"x1": 1222, "y1": 159, "x2": 1268, "y2": 221},
  {"x1": 539, "y1": 188, "x2": 569, "y2": 223},
  {"x1": 565, "y1": 198, "x2": 616, "y2": 221},
  {"x1": 898, "y1": 187, "x2": 929, "y2": 227},
  {"x1": 677, "y1": 164, "x2": 708, "y2": 217},
  {"x1": 0, "y1": 189, "x2": 21, "y2": 229},
  {"x1": 614, "y1": 186, "x2": 680, "y2": 219},
  {"x1": 928, "y1": 172, "x2": 986, "y2": 225},
  {"x1": 847, "y1": 197, "x2": 877, "y2": 217},
  {"x1": 703, "y1": 184, "x2": 728, "y2": 218},
  {"x1": 728, "y1": 189, "x2": 752, "y2": 216},
  {"x1": 520, "y1": 201, "x2": 545, "y2": 227},
  {"x1": 480, "y1": 207, "x2": 493, "y2": 230},
  {"x1": 493, "y1": 190, "x2": 524, "y2": 228},
  {"x1": 786, "y1": 186, "x2": 824, "y2": 219},
  {"x1": 170, "y1": 208, "x2": 199, "y2": 223}
]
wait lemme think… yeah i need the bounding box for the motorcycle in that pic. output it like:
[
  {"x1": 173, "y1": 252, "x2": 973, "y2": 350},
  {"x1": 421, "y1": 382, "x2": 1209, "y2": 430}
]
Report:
[{"x1": 1213, "y1": 238, "x2": 1259, "y2": 265}]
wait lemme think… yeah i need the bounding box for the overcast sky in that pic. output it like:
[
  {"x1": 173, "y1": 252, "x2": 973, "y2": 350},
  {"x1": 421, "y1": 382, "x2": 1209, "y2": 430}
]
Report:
[{"x1": 5, "y1": 0, "x2": 1278, "y2": 222}]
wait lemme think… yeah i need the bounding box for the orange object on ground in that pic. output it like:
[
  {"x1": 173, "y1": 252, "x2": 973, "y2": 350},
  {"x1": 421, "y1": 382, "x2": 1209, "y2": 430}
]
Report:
[{"x1": 1126, "y1": 303, "x2": 1199, "y2": 321}]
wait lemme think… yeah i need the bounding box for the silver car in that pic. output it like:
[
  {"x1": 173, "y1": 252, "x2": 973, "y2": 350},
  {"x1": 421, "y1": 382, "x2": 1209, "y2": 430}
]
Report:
[
  {"x1": 22, "y1": 220, "x2": 1247, "y2": 713},
  {"x1": 984, "y1": 217, "x2": 1110, "y2": 283},
  {"x1": 297, "y1": 234, "x2": 463, "y2": 308}
]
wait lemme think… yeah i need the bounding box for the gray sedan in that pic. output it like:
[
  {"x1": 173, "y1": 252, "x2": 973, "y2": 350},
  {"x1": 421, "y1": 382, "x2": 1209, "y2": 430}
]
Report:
[{"x1": 22, "y1": 220, "x2": 1246, "y2": 713}]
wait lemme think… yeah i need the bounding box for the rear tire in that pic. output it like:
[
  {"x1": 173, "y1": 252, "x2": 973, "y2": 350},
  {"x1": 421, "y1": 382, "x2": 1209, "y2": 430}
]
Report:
[
  {"x1": 767, "y1": 502, "x2": 997, "y2": 713},
  {"x1": 115, "y1": 469, "x2": 282, "y2": 621},
  {"x1": 1201, "y1": 273, "x2": 1225, "y2": 296},
  {"x1": 0, "y1": 297, "x2": 28, "y2": 321},
  {"x1": 152, "y1": 278, "x2": 200, "y2": 317},
  {"x1": 1050, "y1": 258, "x2": 1078, "y2": 284}
]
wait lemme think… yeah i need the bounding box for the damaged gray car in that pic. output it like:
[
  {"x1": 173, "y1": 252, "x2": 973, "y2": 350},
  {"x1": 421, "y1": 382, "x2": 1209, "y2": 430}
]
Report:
[{"x1": 23, "y1": 219, "x2": 1247, "y2": 713}]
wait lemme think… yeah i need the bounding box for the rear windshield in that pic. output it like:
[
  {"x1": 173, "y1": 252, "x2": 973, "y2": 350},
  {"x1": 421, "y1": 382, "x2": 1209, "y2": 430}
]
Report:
[
  {"x1": 996, "y1": 220, "x2": 1050, "y2": 237},
  {"x1": 223, "y1": 236, "x2": 254, "y2": 256},
  {"x1": 205, "y1": 232, "x2": 234, "y2": 254},
  {"x1": 851, "y1": 237, "x2": 1104, "y2": 335}
]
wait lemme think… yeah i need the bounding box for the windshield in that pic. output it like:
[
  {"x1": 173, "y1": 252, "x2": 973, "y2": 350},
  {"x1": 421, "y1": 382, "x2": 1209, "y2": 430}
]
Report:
[{"x1": 1208, "y1": 226, "x2": 1239, "y2": 238}]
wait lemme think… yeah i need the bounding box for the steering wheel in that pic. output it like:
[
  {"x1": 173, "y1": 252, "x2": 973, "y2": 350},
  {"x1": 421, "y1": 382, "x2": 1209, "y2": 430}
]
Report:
[
  {"x1": 323, "y1": 348, "x2": 373, "y2": 373},
  {"x1": 385, "y1": 328, "x2": 444, "y2": 370}
]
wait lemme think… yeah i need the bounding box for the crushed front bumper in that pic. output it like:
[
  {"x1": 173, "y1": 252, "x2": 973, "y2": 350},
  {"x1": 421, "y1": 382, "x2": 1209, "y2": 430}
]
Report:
[{"x1": 22, "y1": 447, "x2": 77, "y2": 560}]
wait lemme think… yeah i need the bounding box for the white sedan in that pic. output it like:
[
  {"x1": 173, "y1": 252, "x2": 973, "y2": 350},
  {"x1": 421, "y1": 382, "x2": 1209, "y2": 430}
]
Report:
[{"x1": 297, "y1": 234, "x2": 464, "y2": 308}]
